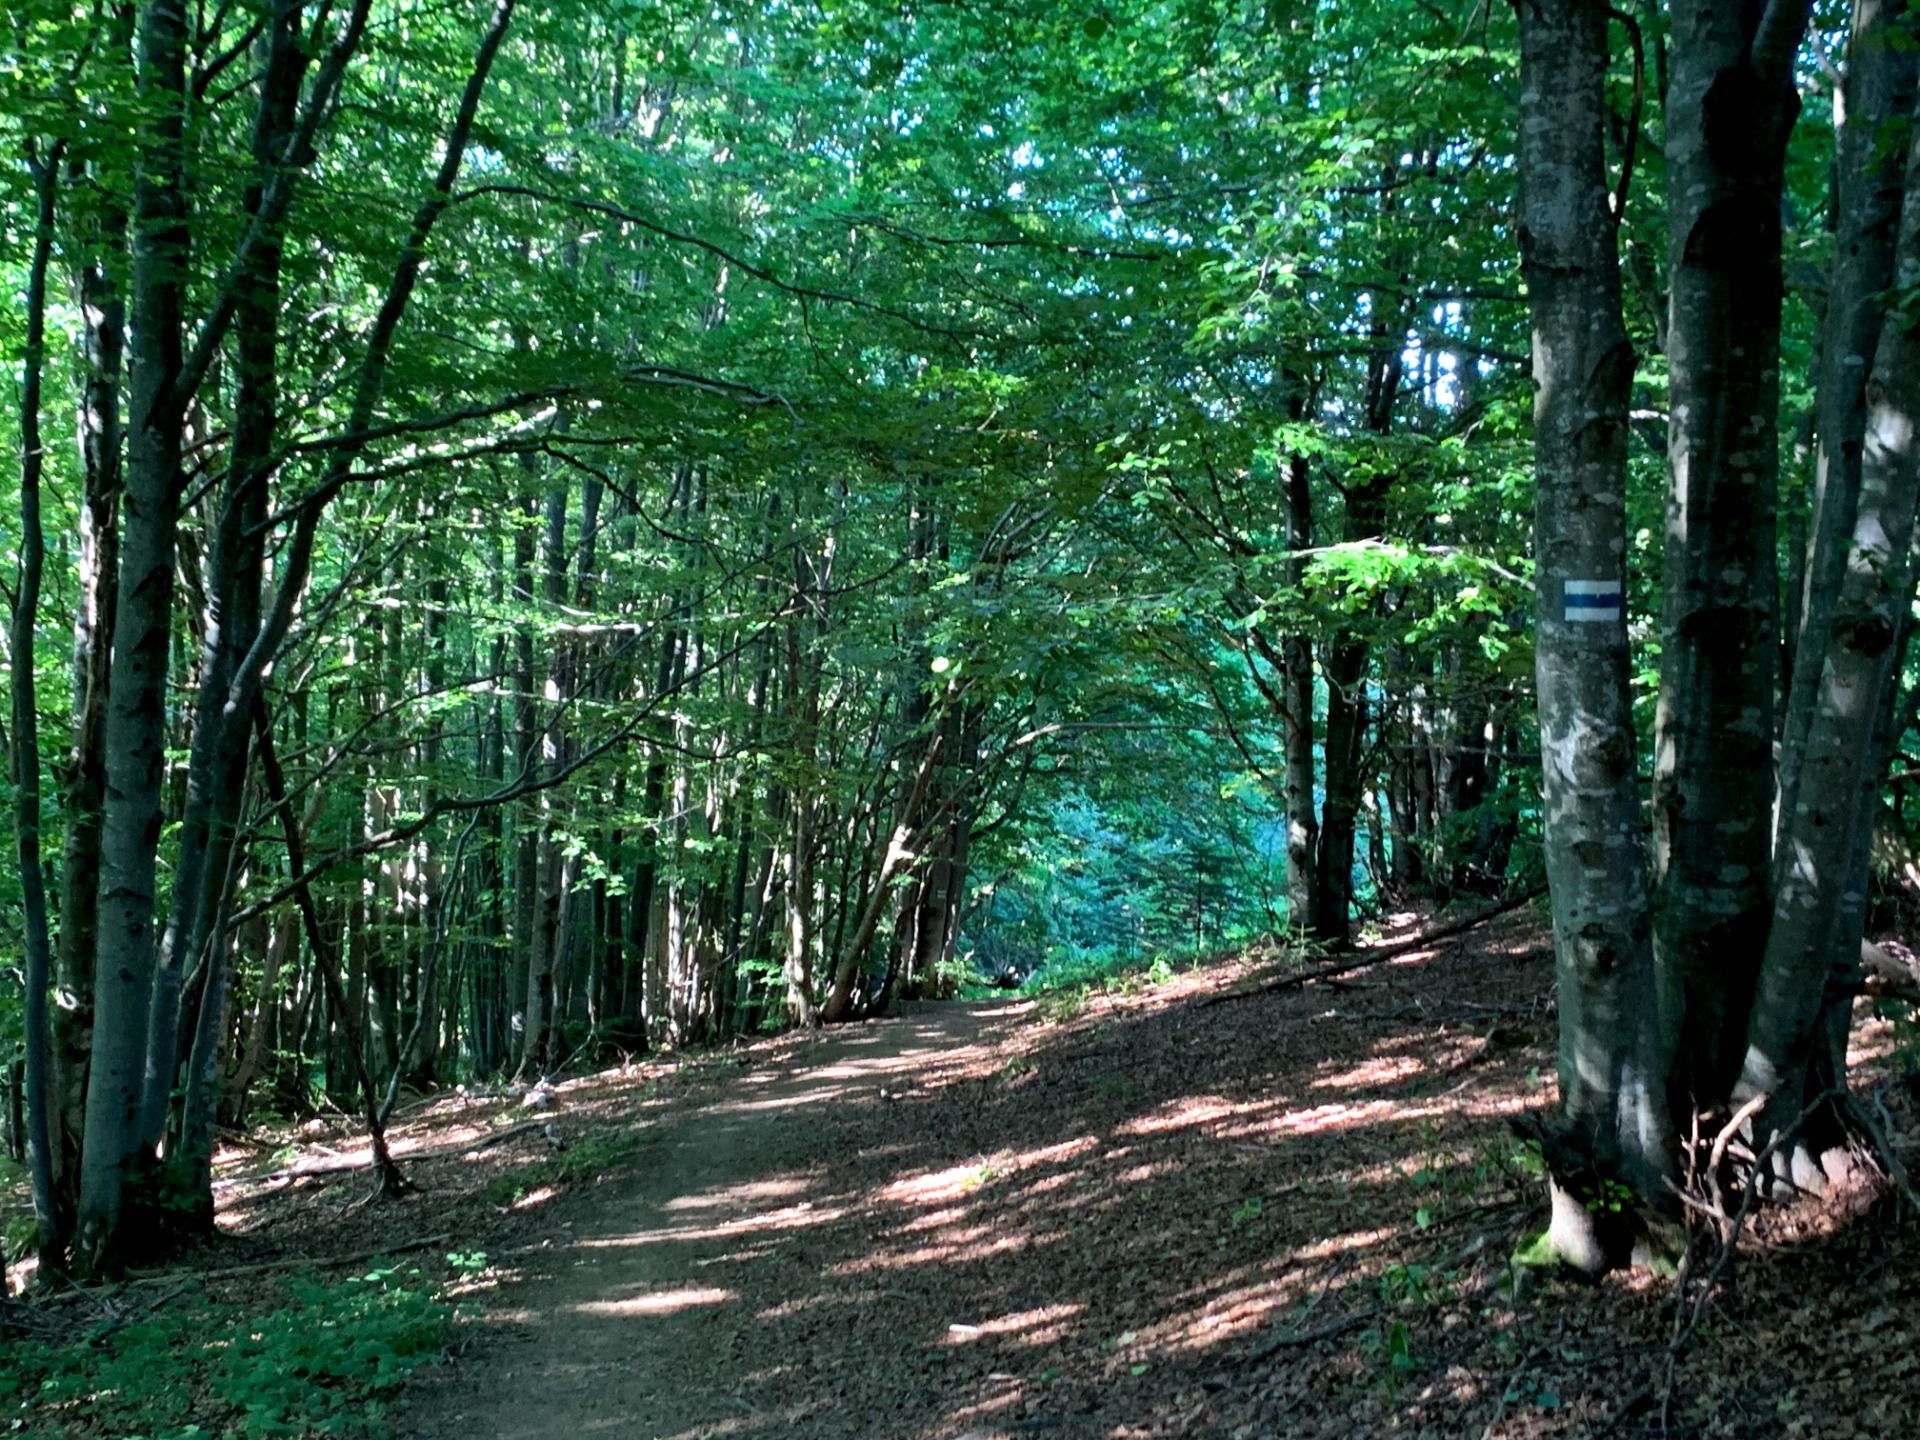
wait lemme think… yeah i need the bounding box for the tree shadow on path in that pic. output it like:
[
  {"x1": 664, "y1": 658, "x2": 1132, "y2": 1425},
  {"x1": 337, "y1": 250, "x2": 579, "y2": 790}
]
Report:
[{"x1": 396, "y1": 916, "x2": 1920, "y2": 1440}]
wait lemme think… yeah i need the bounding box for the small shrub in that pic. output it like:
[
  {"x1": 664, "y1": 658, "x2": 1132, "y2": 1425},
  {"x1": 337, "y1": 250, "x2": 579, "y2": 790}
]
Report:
[{"x1": 1360, "y1": 1317, "x2": 1418, "y2": 1391}]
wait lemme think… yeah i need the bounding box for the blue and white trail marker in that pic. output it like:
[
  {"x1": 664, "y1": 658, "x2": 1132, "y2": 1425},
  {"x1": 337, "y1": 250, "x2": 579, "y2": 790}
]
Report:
[{"x1": 1564, "y1": 579, "x2": 1624, "y2": 623}]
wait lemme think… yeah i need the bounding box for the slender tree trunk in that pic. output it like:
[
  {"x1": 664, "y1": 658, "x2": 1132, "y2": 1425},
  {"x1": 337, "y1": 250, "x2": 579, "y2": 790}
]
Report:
[
  {"x1": 174, "y1": 776, "x2": 253, "y2": 1223},
  {"x1": 782, "y1": 581, "x2": 823, "y2": 1026},
  {"x1": 142, "y1": 2, "x2": 306, "y2": 1156},
  {"x1": 521, "y1": 466, "x2": 570, "y2": 1075},
  {"x1": 228, "y1": 912, "x2": 295, "y2": 1124},
  {"x1": 1742, "y1": 81, "x2": 1920, "y2": 1173},
  {"x1": 54, "y1": 138, "x2": 130, "y2": 1231},
  {"x1": 13, "y1": 139, "x2": 68, "y2": 1271},
  {"x1": 511, "y1": 488, "x2": 539, "y2": 1063},
  {"x1": 1314, "y1": 610, "x2": 1374, "y2": 944},
  {"x1": 1779, "y1": 0, "x2": 1917, "y2": 829},
  {"x1": 823, "y1": 726, "x2": 944, "y2": 1021},
  {"x1": 1280, "y1": 438, "x2": 1319, "y2": 934},
  {"x1": 254, "y1": 706, "x2": 408, "y2": 1195}
]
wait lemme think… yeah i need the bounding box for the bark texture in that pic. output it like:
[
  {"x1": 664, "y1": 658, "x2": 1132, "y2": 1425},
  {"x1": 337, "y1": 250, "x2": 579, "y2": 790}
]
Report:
[
  {"x1": 1516, "y1": 0, "x2": 1672, "y2": 1249},
  {"x1": 74, "y1": 0, "x2": 192, "y2": 1275},
  {"x1": 1652, "y1": 0, "x2": 1811, "y2": 1106},
  {"x1": 1743, "y1": 70, "x2": 1920, "y2": 1159}
]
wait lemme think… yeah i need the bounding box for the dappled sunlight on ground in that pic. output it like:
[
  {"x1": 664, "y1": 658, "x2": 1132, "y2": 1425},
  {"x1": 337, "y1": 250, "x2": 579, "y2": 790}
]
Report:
[
  {"x1": 942, "y1": 1303, "x2": 1084, "y2": 1346},
  {"x1": 385, "y1": 917, "x2": 1920, "y2": 1440},
  {"x1": 1293, "y1": 1225, "x2": 1403, "y2": 1261},
  {"x1": 572, "y1": 1197, "x2": 856, "y2": 1247},
  {"x1": 663, "y1": 1175, "x2": 812, "y2": 1212},
  {"x1": 1313, "y1": 1053, "x2": 1430, "y2": 1090},
  {"x1": 570, "y1": 1284, "x2": 735, "y2": 1317}
]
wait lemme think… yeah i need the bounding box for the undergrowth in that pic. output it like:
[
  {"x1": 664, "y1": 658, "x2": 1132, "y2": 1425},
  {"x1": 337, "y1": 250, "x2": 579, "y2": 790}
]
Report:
[
  {"x1": 0, "y1": 1254, "x2": 479, "y2": 1439},
  {"x1": 482, "y1": 1130, "x2": 639, "y2": 1207}
]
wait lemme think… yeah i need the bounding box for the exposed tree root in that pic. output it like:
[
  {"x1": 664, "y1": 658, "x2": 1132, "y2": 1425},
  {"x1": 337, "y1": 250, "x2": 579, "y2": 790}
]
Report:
[{"x1": 1660, "y1": 1086, "x2": 1848, "y2": 1430}]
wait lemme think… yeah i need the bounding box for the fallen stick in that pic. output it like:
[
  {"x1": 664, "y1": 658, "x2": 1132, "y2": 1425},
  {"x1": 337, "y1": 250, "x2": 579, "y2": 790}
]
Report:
[
  {"x1": 1238, "y1": 1308, "x2": 1378, "y2": 1363},
  {"x1": 215, "y1": 1120, "x2": 549, "y2": 1189},
  {"x1": 124, "y1": 1232, "x2": 456, "y2": 1287},
  {"x1": 1198, "y1": 886, "x2": 1547, "y2": 1008}
]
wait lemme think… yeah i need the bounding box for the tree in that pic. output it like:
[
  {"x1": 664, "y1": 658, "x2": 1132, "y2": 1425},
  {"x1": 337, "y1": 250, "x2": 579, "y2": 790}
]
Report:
[{"x1": 1514, "y1": 0, "x2": 1671, "y2": 1270}]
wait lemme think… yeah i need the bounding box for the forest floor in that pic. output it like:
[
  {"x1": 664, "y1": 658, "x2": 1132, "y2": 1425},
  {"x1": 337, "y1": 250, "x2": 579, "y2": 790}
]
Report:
[
  {"x1": 378, "y1": 910, "x2": 1920, "y2": 1440},
  {"x1": 17, "y1": 911, "x2": 1920, "y2": 1438}
]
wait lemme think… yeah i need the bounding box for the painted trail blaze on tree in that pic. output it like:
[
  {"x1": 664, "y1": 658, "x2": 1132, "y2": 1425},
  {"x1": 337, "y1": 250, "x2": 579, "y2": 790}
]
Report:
[
  {"x1": 1507, "y1": 0, "x2": 1920, "y2": 1259},
  {"x1": 1562, "y1": 580, "x2": 1624, "y2": 624}
]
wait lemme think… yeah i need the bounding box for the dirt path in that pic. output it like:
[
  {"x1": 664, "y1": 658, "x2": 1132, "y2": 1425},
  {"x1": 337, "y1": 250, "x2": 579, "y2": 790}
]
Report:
[
  {"x1": 399, "y1": 1003, "x2": 1019, "y2": 1440},
  {"x1": 394, "y1": 923, "x2": 1920, "y2": 1440}
]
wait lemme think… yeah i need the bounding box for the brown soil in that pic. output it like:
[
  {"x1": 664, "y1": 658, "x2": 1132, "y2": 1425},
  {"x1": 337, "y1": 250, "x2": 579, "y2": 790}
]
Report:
[
  {"x1": 375, "y1": 913, "x2": 1920, "y2": 1440},
  {"x1": 396, "y1": 1003, "x2": 1019, "y2": 1439}
]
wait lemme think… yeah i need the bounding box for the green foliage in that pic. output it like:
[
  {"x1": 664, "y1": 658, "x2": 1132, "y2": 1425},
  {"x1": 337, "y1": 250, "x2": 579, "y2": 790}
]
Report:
[
  {"x1": 1360, "y1": 1317, "x2": 1419, "y2": 1392},
  {"x1": 1583, "y1": 1178, "x2": 1634, "y2": 1217},
  {"x1": 958, "y1": 1158, "x2": 1004, "y2": 1193},
  {"x1": 0, "y1": 1263, "x2": 459, "y2": 1439},
  {"x1": 1378, "y1": 1262, "x2": 1450, "y2": 1309},
  {"x1": 990, "y1": 944, "x2": 1192, "y2": 1025},
  {"x1": 1505, "y1": 1139, "x2": 1548, "y2": 1182}
]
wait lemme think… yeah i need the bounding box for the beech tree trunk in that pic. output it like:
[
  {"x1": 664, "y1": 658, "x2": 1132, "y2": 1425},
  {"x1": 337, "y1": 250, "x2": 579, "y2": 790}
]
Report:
[
  {"x1": 142, "y1": 1, "x2": 306, "y2": 1160},
  {"x1": 54, "y1": 134, "x2": 130, "y2": 1231},
  {"x1": 73, "y1": 0, "x2": 192, "y2": 1276},
  {"x1": 1280, "y1": 426, "x2": 1320, "y2": 934},
  {"x1": 1516, "y1": 0, "x2": 1672, "y2": 1268},
  {"x1": 1743, "y1": 74, "x2": 1920, "y2": 1172},
  {"x1": 1779, "y1": 0, "x2": 1917, "y2": 830},
  {"x1": 13, "y1": 139, "x2": 67, "y2": 1270},
  {"x1": 1653, "y1": 0, "x2": 1811, "y2": 1107},
  {"x1": 1312, "y1": 483, "x2": 1386, "y2": 945}
]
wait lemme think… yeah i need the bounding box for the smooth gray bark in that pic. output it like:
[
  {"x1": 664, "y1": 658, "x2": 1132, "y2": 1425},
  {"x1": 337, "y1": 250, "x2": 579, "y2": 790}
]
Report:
[
  {"x1": 54, "y1": 136, "x2": 130, "y2": 1226},
  {"x1": 1652, "y1": 0, "x2": 1812, "y2": 1106},
  {"x1": 1742, "y1": 79, "x2": 1920, "y2": 1156},
  {"x1": 74, "y1": 0, "x2": 192, "y2": 1276},
  {"x1": 14, "y1": 139, "x2": 67, "y2": 1270},
  {"x1": 1516, "y1": 0, "x2": 1672, "y2": 1247},
  {"x1": 1779, "y1": 0, "x2": 1918, "y2": 835},
  {"x1": 141, "y1": 0, "x2": 307, "y2": 1159}
]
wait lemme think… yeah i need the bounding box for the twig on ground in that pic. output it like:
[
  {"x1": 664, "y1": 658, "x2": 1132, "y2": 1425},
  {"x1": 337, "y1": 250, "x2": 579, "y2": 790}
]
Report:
[
  {"x1": 1239, "y1": 1308, "x2": 1380, "y2": 1363},
  {"x1": 1848, "y1": 1083, "x2": 1920, "y2": 1216},
  {"x1": 215, "y1": 1119, "x2": 549, "y2": 1188},
  {"x1": 124, "y1": 1232, "x2": 457, "y2": 1287},
  {"x1": 1704, "y1": 1091, "x2": 1769, "y2": 1231},
  {"x1": 1198, "y1": 887, "x2": 1546, "y2": 1008}
]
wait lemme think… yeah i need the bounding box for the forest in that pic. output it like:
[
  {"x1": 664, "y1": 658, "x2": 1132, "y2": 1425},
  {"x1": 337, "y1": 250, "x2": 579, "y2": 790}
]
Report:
[{"x1": 5, "y1": 0, "x2": 1920, "y2": 1436}]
